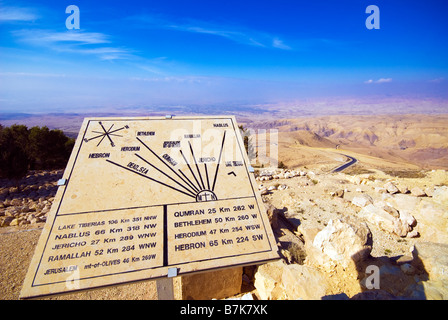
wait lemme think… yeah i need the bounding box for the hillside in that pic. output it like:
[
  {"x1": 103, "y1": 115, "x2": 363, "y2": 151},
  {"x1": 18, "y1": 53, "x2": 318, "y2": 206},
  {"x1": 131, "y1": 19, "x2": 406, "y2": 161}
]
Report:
[{"x1": 245, "y1": 114, "x2": 448, "y2": 170}]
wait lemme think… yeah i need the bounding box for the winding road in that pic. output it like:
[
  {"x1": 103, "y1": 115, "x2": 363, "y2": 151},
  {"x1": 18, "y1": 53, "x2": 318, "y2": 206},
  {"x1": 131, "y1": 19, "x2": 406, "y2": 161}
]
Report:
[{"x1": 332, "y1": 154, "x2": 358, "y2": 172}]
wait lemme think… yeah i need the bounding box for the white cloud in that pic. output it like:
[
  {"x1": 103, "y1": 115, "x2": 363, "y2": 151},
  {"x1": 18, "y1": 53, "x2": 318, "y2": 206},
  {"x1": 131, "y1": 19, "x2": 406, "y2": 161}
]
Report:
[
  {"x1": 0, "y1": 6, "x2": 39, "y2": 22},
  {"x1": 376, "y1": 78, "x2": 392, "y2": 83},
  {"x1": 14, "y1": 29, "x2": 110, "y2": 45},
  {"x1": 364, "y1": 78, "x2": 392, "y2": 84},
  {"x1": 429, "y1": 77, "x2": 445, "y2": 83},
  {"x1": 12, "y1": 29, "x2": 134, "y2": 60},
  {"x1": 272, "y1": 38, "x2": 291, "y2": 50},
  {"x1": 130, "y1": 14, "x2": 291, "y2": 50}
]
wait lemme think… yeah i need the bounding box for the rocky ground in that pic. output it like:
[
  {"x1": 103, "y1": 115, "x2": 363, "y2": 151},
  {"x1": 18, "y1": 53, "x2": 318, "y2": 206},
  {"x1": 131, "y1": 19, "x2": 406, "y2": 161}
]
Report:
[
  {"x1": 1, "y1": 167, "x2": 447, "y2": 300},
  {"x1": 0, "y1": 170, "x2": 62, "y2": 227},
  {"x1": 253, "y1": 167, "x2": 448, "y2": 299}
]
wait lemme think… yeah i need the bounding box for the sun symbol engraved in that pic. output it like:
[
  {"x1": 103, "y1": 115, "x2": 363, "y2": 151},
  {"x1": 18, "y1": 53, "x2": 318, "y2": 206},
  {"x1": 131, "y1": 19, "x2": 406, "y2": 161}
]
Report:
[{"x1": 84, "y1": 122, "x2": 129, "y2": 147}]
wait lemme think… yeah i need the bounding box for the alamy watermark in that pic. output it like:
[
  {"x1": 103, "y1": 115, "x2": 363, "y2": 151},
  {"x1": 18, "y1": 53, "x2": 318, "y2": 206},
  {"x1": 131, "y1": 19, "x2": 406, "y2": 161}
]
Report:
[
  {"x1": 366, "y1": 5, "x2": 380, "y2": 30},
  {"x1": 363, "y1": 265, "x2": 380, "y2": 290},
  {"x1": 165, "y1": 123, "x2": 279, "y2": 169},
  {"x1": 66, "y1": 5, "x2": 80, "y2": 30}
]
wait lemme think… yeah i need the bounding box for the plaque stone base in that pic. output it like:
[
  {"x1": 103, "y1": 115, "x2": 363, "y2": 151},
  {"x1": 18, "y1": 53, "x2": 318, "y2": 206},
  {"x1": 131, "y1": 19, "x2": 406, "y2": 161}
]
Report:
[{"x1": 173, "y1": 267, "x2": 243, "y2": 300}]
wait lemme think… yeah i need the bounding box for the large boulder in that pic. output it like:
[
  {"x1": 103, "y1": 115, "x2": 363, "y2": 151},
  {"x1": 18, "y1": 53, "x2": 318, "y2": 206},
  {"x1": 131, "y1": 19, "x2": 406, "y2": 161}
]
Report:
[
  {"x1": 351, "y1": 194, "x2": 373, "y2": 208},
  {"x1": 412, "y1": 242, "x2": 448, "y2": 282},
  {"x1": 254, "y1": 259, "x2": 327, "y2": 300},
  {"x1": 432, "y1": 186, "x2": 448, "y2": 206},
  {"x1": 405, "y1": 242, "x2": 448, "y2": 299},
  {"x1": 384, "y1": 182, "x2": 399, "y2": 194},
  {"x1": 413, "y1": 199, "x2": 448, "y2": 244},
  {"x1": 358, "y1": 204, "x2": 397, "y2": 234},
  {"x1": 311, "y1": 218, "x2": 372, "y2": 269}
]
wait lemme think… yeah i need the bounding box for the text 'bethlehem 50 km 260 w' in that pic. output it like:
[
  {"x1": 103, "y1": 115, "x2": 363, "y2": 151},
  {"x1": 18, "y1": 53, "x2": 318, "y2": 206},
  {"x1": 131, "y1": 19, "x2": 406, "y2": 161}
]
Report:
[{"x1": 20, "y1": 116, "x2": 278, "y2": 299}]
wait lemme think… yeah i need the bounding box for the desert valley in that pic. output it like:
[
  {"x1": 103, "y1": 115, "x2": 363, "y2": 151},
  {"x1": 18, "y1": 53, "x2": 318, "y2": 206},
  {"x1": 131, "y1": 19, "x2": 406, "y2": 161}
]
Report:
[{"x1": 1, "y1": 111, "x2": 447, "y2": 300}]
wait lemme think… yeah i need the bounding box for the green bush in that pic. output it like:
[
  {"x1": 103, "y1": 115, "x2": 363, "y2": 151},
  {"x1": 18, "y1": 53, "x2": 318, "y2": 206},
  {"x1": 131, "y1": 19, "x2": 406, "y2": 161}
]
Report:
[
  {"x1": 0, "y1": 124, "x2": 75, "y2": 179},
  {"x1": 0, "y1": 125, "x2": 30, "y2": 180}
]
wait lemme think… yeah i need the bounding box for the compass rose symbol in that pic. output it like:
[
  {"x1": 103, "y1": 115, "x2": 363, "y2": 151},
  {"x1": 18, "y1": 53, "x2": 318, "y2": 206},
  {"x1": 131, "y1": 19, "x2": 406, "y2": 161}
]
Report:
[{"x1": 84, "y1": 122, "x2": 129, "y2": 147}]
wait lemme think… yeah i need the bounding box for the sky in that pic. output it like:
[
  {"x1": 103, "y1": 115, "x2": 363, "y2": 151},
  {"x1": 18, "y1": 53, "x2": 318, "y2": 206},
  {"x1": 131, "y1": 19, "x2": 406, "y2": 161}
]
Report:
[{"x1": 0, "y1": 0, "x2": 448, "y2": 114}]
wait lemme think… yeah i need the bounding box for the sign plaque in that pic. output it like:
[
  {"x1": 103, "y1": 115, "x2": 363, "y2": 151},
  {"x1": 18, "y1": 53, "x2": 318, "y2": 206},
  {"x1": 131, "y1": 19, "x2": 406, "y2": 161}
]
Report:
[{"x1": 20, "y1": 116, "x2": 279, "y2": 299}]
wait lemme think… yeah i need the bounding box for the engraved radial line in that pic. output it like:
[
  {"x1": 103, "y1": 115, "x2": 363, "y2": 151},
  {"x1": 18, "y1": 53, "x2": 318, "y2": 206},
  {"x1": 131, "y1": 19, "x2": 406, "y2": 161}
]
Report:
[
  {"x1": 189, "y1": 141, "x2": 205, "y2": 190},
  {"x1": 204, "y1": 163, "x2": 210, "y2": 190},
  {"x1": 136, "y1": 137, "x2": 199, "y2": 194},
  {"x1": 212, "y1": 130, "x2": 226, "y2": 192},
  {"x1": 106, "y1": 160, "x2": 195, "y2": 199},
  {"x1": 99, "y1": 122, "x2": 114, "y2": 146},
  {"x1": 96, "y1": 134, "x2": 107, "y2": 147},
  {"x1": 107, "y1": 126, "x2": 127, "y2": 135},
  {"x1": 178, "y1": 169, "x2": 200, "y2": 193},
  {"x1": 179, "y1": 149, "x2": 202, "y2": 191},
  {"x1": 135, "y1": 153, "x2": 196, "y2": 197},
  {"x1": 85, "y1": 133, "x2": 105, "y2": 141}
]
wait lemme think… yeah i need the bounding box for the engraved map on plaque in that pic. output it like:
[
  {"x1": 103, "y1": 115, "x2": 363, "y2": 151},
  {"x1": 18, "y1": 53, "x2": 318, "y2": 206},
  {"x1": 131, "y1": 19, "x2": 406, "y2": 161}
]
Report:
[{"x1": 20, "y1": 116, "x2": 279, "y2": 299}]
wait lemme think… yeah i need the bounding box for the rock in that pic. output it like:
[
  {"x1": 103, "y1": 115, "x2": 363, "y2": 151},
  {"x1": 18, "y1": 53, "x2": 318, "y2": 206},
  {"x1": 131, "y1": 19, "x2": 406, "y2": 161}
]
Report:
[
  {"x1": 384, "y1": 182, "x2": 399, "y2": 194},
  {"x1": 260, "y1": 188, "x2": 269, "y2": 195},
  {"x1": 267, "y1": 185, "x2": 277, "y2": 191},
  {"x1": 9, "y1": 218, "x2": 19, "y2": 226},
  {"x1": 277, "y1": 184, "x2": 288, "y2": 190},
  {"x1": 284, "y1": 172, "x2": 294, "y2": 179},
  {"x1": 384, "y1": 193, "x2": 420, "y2": 215},
  {"x1": 1, "y1": 216, "x2": 14, "y2": 227},
  {"x1": 382, "y1": 205, "x2": 399, "y2": 219},
  {"x1": 400, "y1": 263, "x2": 416, "y2": 275},
  {"x1": 408, "y1": 242, "x2": 448, "y2": 299},
  {"x1": 254, "y1": 260, "x2": 286, "y2": 300},
  {"x1": 9, "y1": 187, "x2": 19, "y2": 193},
  {"x1": 397, "y1": 185, "x2": 409, "y2": 194},
  {"x1": 407, "y1": 229, "x2": 419, "y2": 238},
  {"x1": 352, "y1": 194, "x2": 373, "y2": 207},
  {"x1": 254, "y1": 259, "x2": 327, "y2": 300},
  {"x1": 414, "y1": 280, "x2": 448, "y2": 300},
  {"x1": 20, "y1": 205, "x2": 31, "y2": 213},
  {"x1": 432, "y1": 186, "x2": 448, "y2": 206},
  {"x1": 353, "y1": 176, "x2": 362, "y2": 185},
  {"x1": 412, "y1": 242, "x2": 448, "y2": 282},
  {"x1": 424, "y1": 186, "x2": 434, "y2": 197},
  {"x1": 312, "y1": 218, "x2": 372, "y2": 268},
  {"x1": 281, "y1": 263, "x2": 328, "y2": 300},
  {"x1": 5, "y1": 207, "x2": 18, "y2": 217},
  {"x1": 398, "y1": 210, "x2": 416, "y2": 228},
  {"x1": 358, "y1": 204, "x2": 397, "y2": 234},
  {"x1": 375, "y1": 187, "x2": 387, "y2": 194},
  {"x1": 393, "y1": 219, "x2": 409, "y2": 237},
  {"x1": 334, "y1": 189, "x2": 344, "y2": 198},
  {"x1": 265, "y1": 204, "x2": 280, "y2": 229},
  {"x1": 411, "y1": 186, "x2": 426, "y2": 197},
  {"x1": 10, "y1": 198, "x2": 21, "y2": 206},
  {"x1": 413, "y1": 198, "x2": 448, "y2": 243}
]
